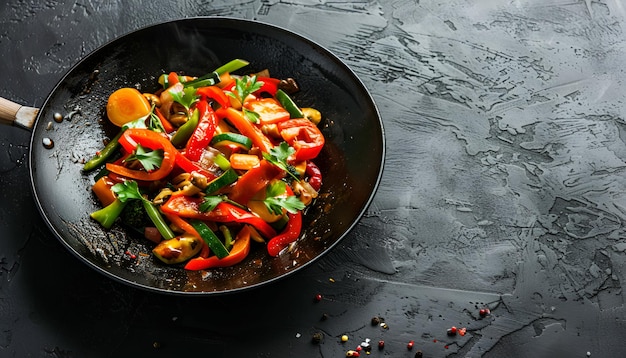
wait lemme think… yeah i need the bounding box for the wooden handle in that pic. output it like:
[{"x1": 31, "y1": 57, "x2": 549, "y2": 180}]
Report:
[
  {"x1": 0, "y1": 97, "x2": 38, "y2": 129},
  {"x1": 0, "y1": 97, "x2": 21, "y2": 125}
]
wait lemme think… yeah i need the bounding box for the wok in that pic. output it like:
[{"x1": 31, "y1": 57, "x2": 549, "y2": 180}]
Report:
[{"x1": 0, "y1": 17, "x2": 384, "y2": 295}]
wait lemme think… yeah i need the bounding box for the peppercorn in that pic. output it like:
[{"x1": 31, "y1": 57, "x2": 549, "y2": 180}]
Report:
[
  {"x1": 371, "y1": 316, "x2": 381, "y2": 326},
  {"x1": 311, "y1": 332, "x2": 323, "y2": 344},
  {"x1": 320, "y1": 313, "x2": 329, "y2": 321},
  {"x1": 314, "y1": 294, "x2": 323, "y2": 302},
  {"x1": 415, "y1": 350, "x2": 423, "y2": 358},
  {"x1": 378, "y1": 340, "x2": 385, "y2": 349}
]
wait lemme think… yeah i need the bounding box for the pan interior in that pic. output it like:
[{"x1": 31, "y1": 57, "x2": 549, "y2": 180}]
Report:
[{"x1": 29, "y1": 17, "x2": 384, "y2": 294}]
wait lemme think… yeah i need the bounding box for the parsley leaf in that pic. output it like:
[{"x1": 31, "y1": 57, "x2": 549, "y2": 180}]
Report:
[
  {"x1": 124, "y1": 144, "x2": 163, "y2": 171},
  {"x1": 227, "y1": 75, "x2": 263, "y2": 105},
  {"x1": 262, "y1": 142, "x2": 300, "y2": 180},
  {"x1": 111, "y1": 180, "x2": 144, "y2": 202},
  {"x1": 263, "y1": 181, "x2": 305, "y2": 215},
  {"x1": 170, "y1": 86, "x2": 198, "y2": 111}
]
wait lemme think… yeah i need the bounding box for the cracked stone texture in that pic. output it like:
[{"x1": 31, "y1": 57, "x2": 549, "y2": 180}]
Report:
[{"x1": 2, "y1": 0, "x2": 626, "y2": 357}]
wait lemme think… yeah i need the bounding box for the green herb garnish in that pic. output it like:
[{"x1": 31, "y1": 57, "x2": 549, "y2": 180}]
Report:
[
  {"x1": 263, "y1": 142, "x2": 300, "y2": 180},
  {"x1": 263, "y1": 181, "x2": 305, "y2": 215},
  {"x1": 123, "y1": 144, "x2": 163, "y2": 171}
]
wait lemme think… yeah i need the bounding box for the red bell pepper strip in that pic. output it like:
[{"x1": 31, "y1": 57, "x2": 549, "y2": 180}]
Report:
[
  {"x1": 185, "y1": 100, "x2": 218, "y2": 162},
  {"x1": 216, "y1": 107, "x2": 274, "y2": 153},
  {"x1": 106, "y1": 128, "x2": 176, "y2": 181},
  {"x1": 174, "y1": 152, "x2": 218, "y2": 181},
  {"x1": 255, "y1": 76, "x2": 279, "y2": 96},
  {"x1": 277, "y1": 118, "x2": 325, "y2": 161},
  {"x1": 167, "y1": 72, "x2": 180, "y2": 86},
  {"x1": 184, "y1": 225, "x2": 252, "y2": 270},
  {"x1": 243, "y1": 98, "x2": 290, "y2": 125},
  {"x1": 160, "y1": 196, "x2": 277, "y2": 238},
  {"x1": 228, "y1": 159, "x2": 283, "y2": 205},
  {"x1": 154, "y1": 107, "x2": 175, "y2": 133},
  {"x1": 267, "y1": 210, "x2": 302, "y2": 257},
  {"x1": 305, "y1": 161, "x2": 322, "y2": 191},
  {"x1": 196, "y1": 86, "x2": 230, "y2": 109}
]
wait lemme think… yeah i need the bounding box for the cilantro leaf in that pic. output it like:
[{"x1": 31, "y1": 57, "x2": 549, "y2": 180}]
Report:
[
  {"x1": 227, "y1": 75, "x2": 263, "y2": 105},
  {"x1": 123, "y1": 144, "x2": 163, "y2": 171},
  {"x1": 199, "y1": 195, "x2": 226, "y2": 212},
  {"x1": 262, "y1": 142, "x2": 300, "y2": 180},
  {"x1": 263, "y1": 181, "x2": 305, "y2": 215}
]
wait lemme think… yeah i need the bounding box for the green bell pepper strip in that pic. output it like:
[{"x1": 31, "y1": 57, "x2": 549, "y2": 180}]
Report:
[
  {"x1": 83, "y1": 130, "x2": 123, "y2": 172},
  {"x1": 170, "y1": 106, "x2": 200, "y2": 148},
  {"x1": 189, "y1": 219, "x2": 230, "y2": 259},
  {"x1": 275, "y1": 89, "x2": 304, "y2": 119},
  {"x1": 210, "y1": 132, "x2": 253, "y2": 150}
]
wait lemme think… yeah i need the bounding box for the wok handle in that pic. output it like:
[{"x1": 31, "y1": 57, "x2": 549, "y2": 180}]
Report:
[{"x1": 0, "y1": 97, "x2": 38, "y2": 129}]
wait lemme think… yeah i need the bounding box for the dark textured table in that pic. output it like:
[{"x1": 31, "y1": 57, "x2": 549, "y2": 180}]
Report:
[{"x1": 2, "y1": 1, "x2": 626, "y2": 357}]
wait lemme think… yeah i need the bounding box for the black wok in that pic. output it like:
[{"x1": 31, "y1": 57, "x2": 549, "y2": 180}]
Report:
[{"x1": 0, "y1": 17, "x2": 384, "y2": 295}]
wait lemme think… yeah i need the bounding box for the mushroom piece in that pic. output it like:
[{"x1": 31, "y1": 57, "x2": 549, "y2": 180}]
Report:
[{"x1": 152, "y1": 234, "x2": 203, "y2": 264}]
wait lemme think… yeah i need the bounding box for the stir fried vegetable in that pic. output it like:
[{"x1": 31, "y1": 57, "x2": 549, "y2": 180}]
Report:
[{"x1": 84, "y1": 59, "x2": 325, "y2": 270}]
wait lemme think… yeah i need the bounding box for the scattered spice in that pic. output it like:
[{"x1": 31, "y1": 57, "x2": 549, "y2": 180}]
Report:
[
  {"x1": 459, "y1": 327, "x2": 467, "y2": 336},
  {"x1": 359, "y1": 338, "x2": 371, "y2": 352},
  {"x1": 371, "y1": 316, "x2": 382, "y2": 326},
  {"x1": 311, "y1": 332, "x2": 323, "y2": 344},
  {"x1": 320, "y1": 313, "x2": 329, "y2": 321},
  {"x1": 479, "y1": 308, "x2": 490, "y2": 317},
  {"x1": 415, "y1": 350, "x2": 423, "y2": 358},
  {"x1": 407, "y1": 340, "x2": 415, "y2": 350},
  {"x1": 378, "y1": 340, "x2": 384, "y2": 350}
]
